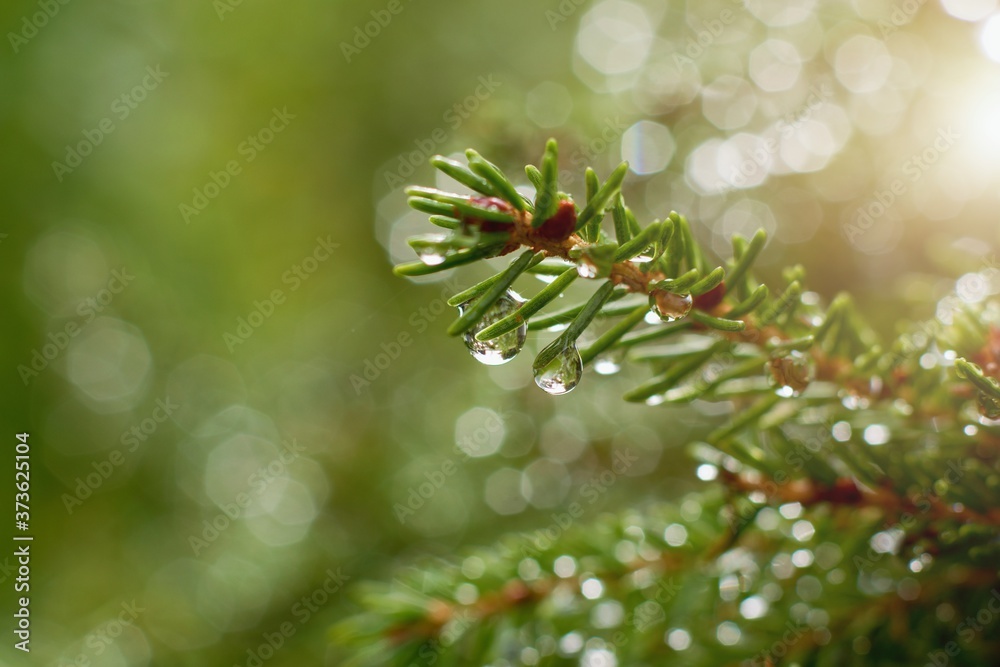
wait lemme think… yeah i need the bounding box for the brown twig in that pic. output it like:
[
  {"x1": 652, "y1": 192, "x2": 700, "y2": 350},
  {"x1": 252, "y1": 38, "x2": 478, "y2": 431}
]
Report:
[{"x1": 719, "y1": 470, "x2": 1000, "y2": 526}]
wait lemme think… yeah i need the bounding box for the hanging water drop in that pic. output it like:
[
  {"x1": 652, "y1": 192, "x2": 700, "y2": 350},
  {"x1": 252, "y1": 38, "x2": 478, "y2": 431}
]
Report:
[
  {"x1": 410, "y1": 234, "x2": 450, "y2": 266},
  {"x1": 649, "y1": 290, "x2": 693, "y2": 322},
  {"x1": 978, "y1": 391, "x2": 1000, "y2": 420},
  {"x1": 766, "y1": 350, "x2": 814, "y2": 397},
  {"x1": 417, "y1": 246, "x2": 447, "y2": 266},
  {"x1": 534, "y1": 343, "x2": 583, "y2": 395},
  {"x1": 461, "y1": 291, "x2": 527, "y2": 365}
]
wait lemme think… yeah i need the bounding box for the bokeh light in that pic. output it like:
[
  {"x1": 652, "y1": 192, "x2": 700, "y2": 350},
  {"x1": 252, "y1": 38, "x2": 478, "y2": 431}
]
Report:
[{"x1": 8, "y1": 0, "x2": 1000, "y2": 664}]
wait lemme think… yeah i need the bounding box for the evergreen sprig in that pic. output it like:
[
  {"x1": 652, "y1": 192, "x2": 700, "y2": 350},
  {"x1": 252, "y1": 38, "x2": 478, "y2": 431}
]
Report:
[
  {"x1": 393, "y1": 139, "x2": 826, "y2": 399},
  {"x1": 335, "y1": 141, "x2": 1000, "y2": 666}
]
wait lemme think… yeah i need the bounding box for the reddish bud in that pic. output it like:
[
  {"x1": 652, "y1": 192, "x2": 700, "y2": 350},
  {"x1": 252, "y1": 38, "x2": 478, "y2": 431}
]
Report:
[
  {"x1": 536, "y1": 200, "x2": 577, "y2": 241},
  {"x1": 972, "y1": 326, "x2": 1000, "y2": 381},
  {"x1": 821, "y1": 478, "x2": 863, "y2": 505},
  {"x1": 502, "y1": 579, "x2": 532, "y2": 604},
  {"x1": 470, "y1": 196, "x2": 515, "y2": 214},
  {"x1": 692, "y1": 281, "x2": 726, "y2": 311},
  {"x1": 459, "y1": 196, "x2": 516, "y2": 233}
]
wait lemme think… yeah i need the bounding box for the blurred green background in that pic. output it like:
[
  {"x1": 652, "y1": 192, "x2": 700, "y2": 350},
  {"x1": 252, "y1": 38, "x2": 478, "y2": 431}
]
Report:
[{"x1": 1, "y1": 0, "x2": 999, "y2": 664}]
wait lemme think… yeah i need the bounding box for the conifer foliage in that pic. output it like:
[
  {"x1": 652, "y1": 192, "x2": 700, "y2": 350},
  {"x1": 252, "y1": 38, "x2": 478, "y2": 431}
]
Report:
[{"x1": 334, "y1": 141, "x2": 1000, "y2": 666}]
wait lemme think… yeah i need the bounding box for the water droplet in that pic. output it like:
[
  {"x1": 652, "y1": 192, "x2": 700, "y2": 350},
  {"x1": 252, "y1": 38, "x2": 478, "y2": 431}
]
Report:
[
  {"x1": 863, "y1": 424, "x2": 891, "y2": 446},
  {"x1": 894, "y1": 398, "x2": 913, "y2": 415},
  {"x1": 841, "y1": 393, "x2": 869, "y2": 410},
  {"x1": 631, "y1": 254, "x2": 653, "y2": 264},
  {"x1": 594, "y1": 351, "x2": 623, "y2": 375},
  {"x1": 418, "y1": 246, "x2": 447, "y2": 265},
  {"x1": 410, "y1": 234, "x2": 450, "y2": 266},
  {"x1": 831, "y1": 421, "x2": 851, "y2": 442},
  {"x1": 842, "y1": 376, "x2": 882, "y2": 408},
  {"x1": 534, "y1": 343, "x2": 583, "y2": 395},
  {"x1": 461, "y1": 292, "x2": 527, "y2": 365},
  {"x1": 978, "y1": 392, "x2": 1000, "y2": 420},
  {"x1": 576, "y1": 260, "x2": 599, "y2": 279},
  {"x1": 767, "y1": 351, "x2": 814, "y2": 397},
  {"x1": 649, "y1": 290, "x2": 693, "y2": 322}
]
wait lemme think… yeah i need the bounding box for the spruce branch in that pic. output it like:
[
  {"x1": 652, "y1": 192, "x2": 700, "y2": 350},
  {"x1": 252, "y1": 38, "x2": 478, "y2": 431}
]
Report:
[
  {"x1": 343, "y1": 140, "x2": 1000, "y2": 666},
  {"x1": 393, "y1": 139, "x2": 821, "y2": 398}
]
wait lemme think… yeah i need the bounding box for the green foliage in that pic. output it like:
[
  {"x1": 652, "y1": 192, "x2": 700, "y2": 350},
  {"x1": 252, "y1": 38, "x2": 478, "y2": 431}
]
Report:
[
  {"x1": 333, "y1": 141, "x2": 1000, "y2": 666},
  {"x1": 396, "y1": 140, "x2": 802, "y2": 397}
]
